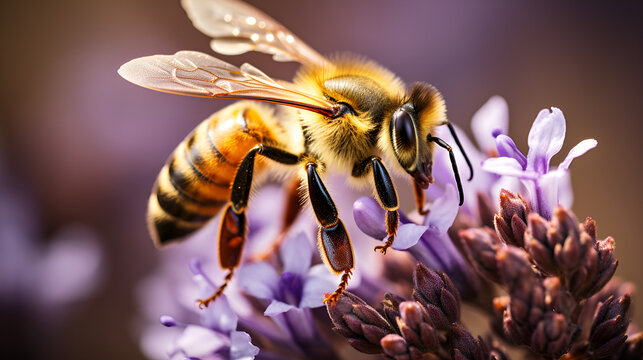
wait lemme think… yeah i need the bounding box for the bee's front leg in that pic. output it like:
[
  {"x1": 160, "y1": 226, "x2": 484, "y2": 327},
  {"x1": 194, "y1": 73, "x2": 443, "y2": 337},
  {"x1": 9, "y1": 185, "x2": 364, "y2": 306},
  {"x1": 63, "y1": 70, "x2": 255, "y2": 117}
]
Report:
[
  {"x1": 198, "y1": 144, "x2": 299, "y2": 308},
  {"x1": 355, "y1": 157, "x2": 400, "y2": 254},
  {"x1": 305, "y1": 162, "x2": 354, "y2": 304}
]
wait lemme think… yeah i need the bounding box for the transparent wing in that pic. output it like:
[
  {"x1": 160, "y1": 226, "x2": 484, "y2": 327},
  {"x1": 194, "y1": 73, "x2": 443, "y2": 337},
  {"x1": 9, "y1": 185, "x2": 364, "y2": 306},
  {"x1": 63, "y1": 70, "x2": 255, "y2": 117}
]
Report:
[
  {"x1": 181, "y1": 0, "x2": 327, "y2": 67},
  {"x1": 118, "y1": 50, "x2": 338, "y2": 117}
]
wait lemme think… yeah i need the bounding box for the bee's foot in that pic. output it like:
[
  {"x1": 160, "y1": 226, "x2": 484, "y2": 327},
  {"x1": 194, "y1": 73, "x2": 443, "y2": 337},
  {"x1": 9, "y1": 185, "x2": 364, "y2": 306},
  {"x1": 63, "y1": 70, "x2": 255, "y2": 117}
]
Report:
[{"x1": 373, "y1": 245, "x2": 388, "y2": 254}]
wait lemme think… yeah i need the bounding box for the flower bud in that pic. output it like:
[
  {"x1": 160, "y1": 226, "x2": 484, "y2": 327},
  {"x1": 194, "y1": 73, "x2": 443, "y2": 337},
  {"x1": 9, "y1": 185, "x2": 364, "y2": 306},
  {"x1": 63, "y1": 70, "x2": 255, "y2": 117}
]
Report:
[
  {"x1": 459, "y1": 227, "x2": 506, "y2": 283},
  {"x1": 326, "y1": 291, "x2": 395, "y2": 354},
  {"x1": 589, "y1": 295, "x2": 631, "y2": 358},
  {"x1": 450, "y1": 323, "x2": 489, "y2": 360},
  {"x1": 380, "y1": 334, "x2": 425, "y2": 360},
  {"x1": 412, "y1": 263, "x2": 461, "y2": 329},
  {"x1": 397, "y1": 301, "x2": 440, "y2": 352},
  {"x1": 494, "y1": 189, "x2": 530, "y2": 246},
  {"x1": 524, "y1": 207, "x2": 618, "y2": 299}
]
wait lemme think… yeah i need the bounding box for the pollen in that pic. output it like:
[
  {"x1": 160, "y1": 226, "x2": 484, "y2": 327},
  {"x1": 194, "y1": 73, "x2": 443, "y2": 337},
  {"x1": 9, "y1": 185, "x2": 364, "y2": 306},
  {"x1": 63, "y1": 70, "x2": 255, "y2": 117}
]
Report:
[
  {"x1": 266, "y1": 33, "x2": 275, "y2": 42},
  {"x1": 285, "y1": 35, "x2": 295, "y2": 43},
  {"x1": 223, "y1": 14, "x2": 232, "y2": 22},
  {"x1": 246, "y1": 16, "x2": 257, "y2": 25}
]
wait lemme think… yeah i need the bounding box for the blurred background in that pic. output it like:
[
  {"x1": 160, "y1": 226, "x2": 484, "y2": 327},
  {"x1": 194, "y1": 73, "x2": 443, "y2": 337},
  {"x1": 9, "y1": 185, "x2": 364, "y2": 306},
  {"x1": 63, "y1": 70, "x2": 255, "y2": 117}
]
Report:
[{"x1": 1, "y1": 0, "x2": 641, "y2": 358}]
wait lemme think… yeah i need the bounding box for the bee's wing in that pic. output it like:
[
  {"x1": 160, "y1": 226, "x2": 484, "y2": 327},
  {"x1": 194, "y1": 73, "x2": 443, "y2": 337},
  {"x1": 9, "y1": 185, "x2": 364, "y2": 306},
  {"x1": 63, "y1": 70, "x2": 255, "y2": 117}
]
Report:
[
  {"x1": 118, "y1": 50, "x2": 338, "y2": 117},
  {"x1": 181, "y1": 0, "x2": 327, "y2": 67}
]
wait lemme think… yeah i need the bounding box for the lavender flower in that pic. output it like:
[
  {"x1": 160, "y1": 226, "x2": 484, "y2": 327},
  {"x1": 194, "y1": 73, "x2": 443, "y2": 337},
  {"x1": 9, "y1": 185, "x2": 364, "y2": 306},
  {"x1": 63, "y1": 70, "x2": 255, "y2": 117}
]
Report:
[
  {"x1": 236, "y1": 231, "x2": 339, "y2": 358},
  {"x1": 482, "y1": 107, "x2": 597, "y2": 219},
  {"x1": 353, "y1": 185, "x2": 480, "y2": 298},
  {"x1": 156, "y1": 260, "x2": 259, "y2": 360}
]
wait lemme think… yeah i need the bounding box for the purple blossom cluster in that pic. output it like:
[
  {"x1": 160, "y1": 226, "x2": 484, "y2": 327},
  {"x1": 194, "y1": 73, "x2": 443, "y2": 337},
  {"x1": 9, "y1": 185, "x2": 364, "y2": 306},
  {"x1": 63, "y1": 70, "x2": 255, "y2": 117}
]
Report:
[{"x1": 136, "y1": 98, "x2": 641, "y2": 359}]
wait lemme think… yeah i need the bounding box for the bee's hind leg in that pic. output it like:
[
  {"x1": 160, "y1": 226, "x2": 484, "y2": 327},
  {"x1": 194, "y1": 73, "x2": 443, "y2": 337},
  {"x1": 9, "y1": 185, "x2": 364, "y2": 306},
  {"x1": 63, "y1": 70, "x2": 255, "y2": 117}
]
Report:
[
  {"x1": 305, "y1": 162, "x2": 354, "y2": 304},
  {"x1": 198, "y1": 144, "x2": 300, "y2": 308}
]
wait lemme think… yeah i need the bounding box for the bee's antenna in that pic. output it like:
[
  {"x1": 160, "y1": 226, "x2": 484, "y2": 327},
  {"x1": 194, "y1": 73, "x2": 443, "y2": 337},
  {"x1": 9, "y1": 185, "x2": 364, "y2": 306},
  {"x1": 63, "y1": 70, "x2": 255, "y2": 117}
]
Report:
[
  {"x1": 427, "y1": 134, "x2": 464, "y2": 206},
  {"x1": 446, "y1": 123, "x2": 473, "y2": 181}
]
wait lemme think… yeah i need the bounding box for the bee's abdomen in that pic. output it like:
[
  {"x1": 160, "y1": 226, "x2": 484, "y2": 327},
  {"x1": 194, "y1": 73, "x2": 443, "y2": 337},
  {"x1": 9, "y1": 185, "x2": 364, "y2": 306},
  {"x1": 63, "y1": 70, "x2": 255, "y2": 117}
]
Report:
[{"x1": 148, "y1": 103, "x2": 277, "y2": 247}]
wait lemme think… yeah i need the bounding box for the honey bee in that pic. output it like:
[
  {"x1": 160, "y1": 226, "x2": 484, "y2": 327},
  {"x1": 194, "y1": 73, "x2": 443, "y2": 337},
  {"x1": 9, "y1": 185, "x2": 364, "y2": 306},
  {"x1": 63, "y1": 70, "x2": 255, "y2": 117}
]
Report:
[{"x1": 119, "y1": 0, "x2": 472, "y2": 306}]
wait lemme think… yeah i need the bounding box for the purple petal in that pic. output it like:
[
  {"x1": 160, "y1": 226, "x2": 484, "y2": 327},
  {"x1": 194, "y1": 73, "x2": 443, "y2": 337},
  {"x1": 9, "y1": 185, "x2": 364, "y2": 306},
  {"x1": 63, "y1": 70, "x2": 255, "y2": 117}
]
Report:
[
  {"x1": 557, "y1": 172, "x2": 573, "y2": 209},
  {"x1": 495, "y1": 134, "x2": 527, "y2": 169},
  {"x1": 425, "y1": 184, "x2": 459, "y2": 233},
  {"x1": 471, "y1": 96, "x2": 509, "y2": 154},
  {"x1": 236, "y1": 262, "x2": 279, "y2": 300},
  {"x1": 557, "y1": 139, "x2": 597, "y2": 171},
  {"x1": 536, "y1": 171, "x2": 566, "y2": 219},
  {"x1": 264, "y1": 299, "x2": 296, "y2": 316},
  {"x1": 175, "y1": 325, "x2": 228, "y2": 357},
  {"x1": 527, "y1": 107, "x2": 566, "y2": 174},
  {"x1": 390, "y1": 223, "x2": 428, "y2": 250},
  {"x1": 482, "y1": 157, "x2": 534, "y2": 178},
  {"x1": 280, "y1": 232, "x2": 312, "y2": 276},
  {"x1": 139, "y1": 325, "x2": 181, "y2": 360},
  {"x1": 203, "y1": 295, "x2": 238, "y2": 334},
  {"x1": 300, "y1": 265, "x2": 336, "y2": 308},
  {"x1": 230, "y1": 331, "x2": 259, "y2": 360},
  {"x1": 353, "y1": 197, "x2": 387, "y2": 239}
]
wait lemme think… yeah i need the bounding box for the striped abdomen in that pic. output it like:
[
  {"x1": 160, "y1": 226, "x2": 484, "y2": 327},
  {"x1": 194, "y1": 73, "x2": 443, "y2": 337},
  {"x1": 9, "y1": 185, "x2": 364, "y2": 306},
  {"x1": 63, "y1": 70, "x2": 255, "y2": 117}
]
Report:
[{"x1": 148, "y1": 103, "x2": 281, "y2": 247}]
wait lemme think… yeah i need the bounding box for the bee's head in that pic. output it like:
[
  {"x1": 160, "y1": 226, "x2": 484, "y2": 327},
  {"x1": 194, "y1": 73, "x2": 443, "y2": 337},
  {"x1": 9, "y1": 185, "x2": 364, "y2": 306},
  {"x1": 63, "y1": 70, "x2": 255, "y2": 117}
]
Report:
[{"x1": 389, "y1": 82, "x2": 446, "y2": 189}]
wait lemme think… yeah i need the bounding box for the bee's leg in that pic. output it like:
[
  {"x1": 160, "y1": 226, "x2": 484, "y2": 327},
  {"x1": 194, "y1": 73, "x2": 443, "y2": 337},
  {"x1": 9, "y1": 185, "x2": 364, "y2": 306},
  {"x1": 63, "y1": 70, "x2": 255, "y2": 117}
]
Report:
[
  {"x1": 354, "y1": 156, "x2": 399, "y2": 254},
  {"x1": 306, "y1": 162, "x2": 354, "y2": 304},
  {"x1": 197, "y1": 144, "x2": 299, "y2": 308},
  {"x1": 370, "y1": 158, "x2": 400, "y2": 254},
  {"x1": 413, "y1": 178, "x2": 430, "y2": 215},
  {"x1": 249, "y1": 177, "x2": 303, "y2": 261}
]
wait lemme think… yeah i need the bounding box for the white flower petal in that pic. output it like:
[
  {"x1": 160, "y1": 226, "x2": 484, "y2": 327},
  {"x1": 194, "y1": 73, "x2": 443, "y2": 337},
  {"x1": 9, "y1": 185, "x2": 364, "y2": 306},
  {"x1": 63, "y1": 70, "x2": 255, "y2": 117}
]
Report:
[
  {"x1": 557, "y1": 139, "x2": 597, "y2": 171},
  {"x1": 527, "y1": 107, "x2": 566, "y2": 173},
  {"x1": 176, "y1": 325, "x2": 228, "y2": 357},
  {"x1": 299, "y1": 273, "x2": 336, "y2": 308},
  {"x1": 538, "y1": 171, "x2": 567, "y2": 219},
  {"x1": 230, "y1": 331, "x2": 260, "y2": 360},
  {"x1": 471, "y1": 96, "x2": 509, "y2": 153},
  {"x1": 425, "y1": 184, "x2": 459, "y2": 233},
  {"x1": 389, "y1": 223, "x2": 428, "y2": 250},
  {"x1": 236, "y1": 262, "x2": 279, "y2": 300},
  {"x1": 204, "y1": 295, "x2": 238, "y2": 334},
  {"x1": 139, "y1": 325, "x2": 182, "y2": 360},
  {"x1": 558, "y1": 172, "x2": 574, "y2": 209},
  {"x1": 280, "y1": 232, "x2": 312, "y2": 276},
  {"x1": 482, "y1": 157, "x2": 534, "y2": 178},
  {"x1": 264, "y1": 299, "x2": 295, "y2": 316}
]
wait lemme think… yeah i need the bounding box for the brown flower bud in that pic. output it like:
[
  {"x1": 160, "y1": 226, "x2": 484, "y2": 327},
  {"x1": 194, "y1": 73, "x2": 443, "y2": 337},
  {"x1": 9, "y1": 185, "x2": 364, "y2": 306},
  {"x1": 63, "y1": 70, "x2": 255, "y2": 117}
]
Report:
[
  {"x1": 615, "y1": 331, "x2": 642, "y2": 360},
  {"x1": 396, "y1": 301, "x2": 440, "y2": 353},
  {"x1": 494, "y1": 189, "x2": 530, "y2": 246},
  {"x1": 459, "y1": 227, "x2": 506, "y2": 283},
  {"x1": 530, "y1": 312, "x2": 576, "y2": 358},
  {"x1": 380, "y1": 334, "x2": 426, "y2": 360},
  {"x1": 495, "y1": 246, "x2": 535, "y2": 288},
  {"x1": 450, "y1": 323, "x2": 489, "y2": 360},
  {"x1": 326, "y1": 291, "x2": 395, "y2": 354},
  {"x1": 496, "y1": 251, "x2": 577, "y2": 357},
  {"x1": 380, "y1": 292, "x2": 407, "y2": 332},
  {"x1": 412, "y1": 263, "x2": 461, "y2": 329},
  {"x1": 524, "y1": 207, "x2": 618, "y2": 299},
  {"x1": 589, "y1": 295, "x2": 631, "y2": 358}
]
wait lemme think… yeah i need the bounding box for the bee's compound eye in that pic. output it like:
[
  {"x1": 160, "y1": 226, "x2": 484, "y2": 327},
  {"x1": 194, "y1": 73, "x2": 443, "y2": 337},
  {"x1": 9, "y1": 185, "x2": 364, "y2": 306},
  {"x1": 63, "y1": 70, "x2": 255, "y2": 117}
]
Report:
[{"x1": 392, "y1": 108, "x2": 417, "y2": 151}]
